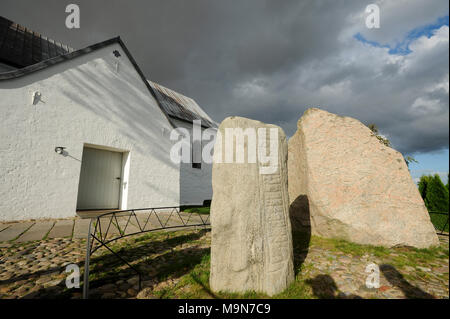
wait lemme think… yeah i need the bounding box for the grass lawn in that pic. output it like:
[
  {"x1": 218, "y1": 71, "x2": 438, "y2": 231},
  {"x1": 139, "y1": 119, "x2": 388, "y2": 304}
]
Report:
[
  {"x1": 84, "y1": 228, "x2": 448, "y2": 299},
  {"x1": 154, "y1": 233, "x2": 448, "y2": 299},
  {"x1": 182, "y1": 206, "x2": 210, "y2": 215}
]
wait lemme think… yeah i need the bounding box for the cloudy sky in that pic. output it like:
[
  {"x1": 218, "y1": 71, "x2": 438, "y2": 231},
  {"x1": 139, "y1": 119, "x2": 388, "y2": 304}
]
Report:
[{"x1": 1, "y1": 0, "x2": 448, "y2": 182}]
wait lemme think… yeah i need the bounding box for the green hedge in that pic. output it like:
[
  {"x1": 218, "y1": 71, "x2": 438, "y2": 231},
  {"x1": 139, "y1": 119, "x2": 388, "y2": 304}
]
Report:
[{"x1": 429, "y1": 212, "x2": 449, "y2": 233}]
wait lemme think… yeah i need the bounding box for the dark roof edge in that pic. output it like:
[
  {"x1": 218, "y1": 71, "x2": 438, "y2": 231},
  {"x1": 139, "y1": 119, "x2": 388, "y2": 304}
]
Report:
[
  {"x1": 0, "y1": 37, "x2": 119, "y2": 81},
  {"x1": 115, "y1": 38, "x2": 177, "y2": 129},
  {"x1": 0, "y1": 36, "x2": 178, "y2": 129},
  {"x1": 168, "y1": 114, "x2": 213, "y2": 129}
]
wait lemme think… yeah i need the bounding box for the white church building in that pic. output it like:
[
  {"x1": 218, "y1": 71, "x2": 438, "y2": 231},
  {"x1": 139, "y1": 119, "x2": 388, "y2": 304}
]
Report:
[{"x1": 0, "y1": 16, "x2": 216, "y2": 221}]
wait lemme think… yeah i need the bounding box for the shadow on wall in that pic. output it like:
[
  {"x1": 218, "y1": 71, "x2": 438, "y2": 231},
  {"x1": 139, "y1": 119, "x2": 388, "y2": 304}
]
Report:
[
  {"x1": 2, "y1": 44, "x2": 218, "y2": 210},
  {"x1": 1, "y1": 50, "x2": 172, "y2": 161},
  {"x1": 290, "y1": 195, "x2": 312, "y2": 275},
  {"x1": 3, "y1": 46, "x2": 181, "y2": 207}
]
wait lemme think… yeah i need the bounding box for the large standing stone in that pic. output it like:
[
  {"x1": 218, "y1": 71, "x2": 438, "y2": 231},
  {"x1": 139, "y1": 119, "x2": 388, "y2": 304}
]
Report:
[
  {"x1": 210, "y1": 116, "x2": 294, "y2": 296},
  {"x1": 288, "y1": 108, "x2": 439, "y2": 248}
]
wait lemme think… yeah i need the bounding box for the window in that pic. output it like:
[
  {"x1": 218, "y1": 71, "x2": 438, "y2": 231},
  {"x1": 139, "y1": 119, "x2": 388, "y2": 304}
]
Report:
[
  {"x1": 192, "y1": 162, "x2": 202, "y2": 169},
  {"x1": 192, "y1": 134, "x2": 202, "y2": 169}
]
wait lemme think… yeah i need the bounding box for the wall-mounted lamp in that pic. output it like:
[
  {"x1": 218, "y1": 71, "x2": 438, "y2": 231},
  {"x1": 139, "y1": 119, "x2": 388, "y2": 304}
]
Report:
[
  {"x1": 32, "y1": 91, "x2": 42, "y2": 105},
  {"x1": 55, "y1": 146, "x2": 66, "y2": 155}
]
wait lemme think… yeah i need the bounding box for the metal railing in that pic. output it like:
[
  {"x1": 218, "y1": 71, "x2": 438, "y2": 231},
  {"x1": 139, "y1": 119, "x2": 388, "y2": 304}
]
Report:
[{"x1": 82, "y1": 206, "x2": 210, "y2": 299}]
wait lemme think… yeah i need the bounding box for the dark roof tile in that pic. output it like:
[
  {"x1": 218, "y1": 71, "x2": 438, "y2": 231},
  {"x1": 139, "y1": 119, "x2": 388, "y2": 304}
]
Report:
[
  {"x1": 0, "y1": 16, "x2": 73, "y2": 68},
  {"x1": 149, "y1": 81, "x2": 216, "y2": 128}
]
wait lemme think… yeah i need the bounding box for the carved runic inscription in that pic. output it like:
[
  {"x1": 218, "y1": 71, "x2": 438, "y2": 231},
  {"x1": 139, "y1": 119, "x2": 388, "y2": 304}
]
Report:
[
  {"x1": 210, "y1": 117, "x2": 294, "y2": 296},
  {"x1": 261, "y1": 173, "x2": 289, "y2": 274}
]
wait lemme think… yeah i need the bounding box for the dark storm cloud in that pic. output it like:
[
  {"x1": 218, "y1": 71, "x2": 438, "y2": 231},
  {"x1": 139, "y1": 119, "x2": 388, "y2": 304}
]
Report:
[{"x1": 1, "y1": 0, "x2": 448, "y2": 155}]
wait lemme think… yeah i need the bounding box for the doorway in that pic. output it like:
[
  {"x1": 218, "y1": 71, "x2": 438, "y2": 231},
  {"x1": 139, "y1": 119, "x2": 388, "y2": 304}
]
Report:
[{"x1": 76, "y1": 146, "x2": 124, "y2": 210}]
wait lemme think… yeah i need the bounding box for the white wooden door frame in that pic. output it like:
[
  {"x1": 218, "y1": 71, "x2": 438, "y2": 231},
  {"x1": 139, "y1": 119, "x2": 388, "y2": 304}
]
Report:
[
  {"x1": 76, "y1": 144, "x2": 131, "y2": 211},
  {"x1": 118, "y1": 151, "x2": 131, "y2": 210}
]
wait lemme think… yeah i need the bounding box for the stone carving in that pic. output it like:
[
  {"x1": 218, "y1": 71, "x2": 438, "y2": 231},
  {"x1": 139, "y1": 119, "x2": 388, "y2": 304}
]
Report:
[
  {"x1": 210, "y1": 116, "x2": 294, "y2": 296},
  {"x1": 288, "y1": 108, "x2": 439, "y2": 248}
]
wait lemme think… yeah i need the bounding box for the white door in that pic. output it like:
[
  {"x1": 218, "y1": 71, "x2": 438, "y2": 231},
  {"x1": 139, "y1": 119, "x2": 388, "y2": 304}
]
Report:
[{"x1": 76, "y1": 147, "x2": 123, "y2": 210}]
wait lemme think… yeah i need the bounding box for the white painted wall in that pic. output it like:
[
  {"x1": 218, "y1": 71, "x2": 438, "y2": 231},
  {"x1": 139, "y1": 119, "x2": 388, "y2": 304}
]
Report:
[
  {"x1": 0, "y1": 43, "x2": 188, "y2": 221},
  {"x1": 171, "y1": 119, "x2": 215, "y2": 206}
]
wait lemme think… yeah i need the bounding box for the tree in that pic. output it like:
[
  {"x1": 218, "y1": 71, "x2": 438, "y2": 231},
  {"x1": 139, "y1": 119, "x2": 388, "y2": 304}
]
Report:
[
  {"x1": 418, "y1": 175, "x2": 432, "y2": 207},
  {"x1": 422, "y1": 174, "x2": 449, "y2": 213},
  {"x1": 367, "y1": 123, "x2": 391, "y2": 147},
  {"x1": 446, "y1": 172, "x2": 449, "y2": 192},
  {"x1": 404, "y1": 156, "x2": 418, "y2": 167}
]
